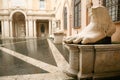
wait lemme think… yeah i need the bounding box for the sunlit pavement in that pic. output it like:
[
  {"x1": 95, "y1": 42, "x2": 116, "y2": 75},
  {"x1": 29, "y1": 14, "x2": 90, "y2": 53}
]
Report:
[{"x1": 0, "y1": 38, "x2": 75, "y2": 80}]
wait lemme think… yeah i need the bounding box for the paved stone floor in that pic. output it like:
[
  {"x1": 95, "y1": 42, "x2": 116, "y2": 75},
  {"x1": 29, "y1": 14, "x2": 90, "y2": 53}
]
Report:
[{"x1": 0, "y1": 38, "x2": 76, "y2": 80}]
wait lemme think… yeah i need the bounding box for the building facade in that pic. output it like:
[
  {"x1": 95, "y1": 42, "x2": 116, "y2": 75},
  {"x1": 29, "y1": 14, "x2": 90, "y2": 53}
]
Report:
[
  {"x1": 0, "y1": 0, "x2": 57, "y2": 38},
  {"x1": 0, "y1": 0, "x2": 120, "y2": 42},
  {"x1": 54, "y1": 0, "x2": 120, "y2": 42}
]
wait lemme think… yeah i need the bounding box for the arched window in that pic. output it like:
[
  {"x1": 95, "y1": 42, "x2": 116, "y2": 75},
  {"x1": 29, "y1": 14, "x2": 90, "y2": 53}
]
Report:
[
  {"x1": 103, "y1": 0, "x2": 120, "y2": 22},
  {"x1": 64, "y1": 7, "x2": 67, "y2": 30},
  {"x1": 74, "y1": 0, "x2": 81, "y2": 28}
]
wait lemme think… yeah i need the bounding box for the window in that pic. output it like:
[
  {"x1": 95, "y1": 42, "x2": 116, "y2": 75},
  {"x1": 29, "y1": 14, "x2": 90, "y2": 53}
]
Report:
[
  {"x1": 74, "y1": 0, "x2": 81, "y2": 28},
  {"x1": 40, "y1": 0, "x2": 45, "y2": 10},
  {"x1": 103, "y1": 0, "x2": 120, "y2": 22},
  {"x1": 64, "y1": 7, "x2": 67, "y2": 30}
]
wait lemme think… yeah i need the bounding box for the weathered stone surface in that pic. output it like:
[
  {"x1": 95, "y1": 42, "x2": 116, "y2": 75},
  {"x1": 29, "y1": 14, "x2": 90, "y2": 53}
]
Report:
[
  {"x1": 77, "y1": 45, "x2": 94, "y2": 79},
  {"x1": 54, "y1": 32, "x2": 64, "y2": 44},
  {"x1": 64, "y1": 44, "x2": 79, "y2": 77},
  {"x1": 94, "y1": 44, "x2": 120, "y2": 77},
  {"x1": 65, "y1": 44, "x2": 120, "y2": 80}
]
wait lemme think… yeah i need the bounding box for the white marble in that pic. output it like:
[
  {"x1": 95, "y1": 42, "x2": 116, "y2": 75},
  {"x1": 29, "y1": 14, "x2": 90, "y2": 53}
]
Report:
[
  {"x1": 64, "y1": 6, "x2": 116, "y2": 44},
  {"x1": 47, "y1": 39, "x2": 69, "y2": 71}
]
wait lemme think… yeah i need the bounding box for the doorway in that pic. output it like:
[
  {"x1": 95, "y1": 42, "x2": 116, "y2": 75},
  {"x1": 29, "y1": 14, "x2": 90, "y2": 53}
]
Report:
[
  {"x1": 36, "y1": 20, "x2": 49, "y2": 37},
  {"x1": 12, "y1": 12, "x2": 26, "y2": 38}
]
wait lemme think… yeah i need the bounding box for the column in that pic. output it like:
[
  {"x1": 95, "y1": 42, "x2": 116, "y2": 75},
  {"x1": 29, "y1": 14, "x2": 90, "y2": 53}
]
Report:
[
  {"x1": 33, "y1": 20, "x2": 36, "y2": 38},
  {"x1": 1, "y1": 20, "x2": 4, "y2": 38},
  {"x1": 9, "y1": 20, "x2": 13, "y2": 37},
  {"x1": 69, "y1": 15, "x2": 72, "y2": 36},
  {"x1": 49, "y1": 20, "x2": 52, "y2": 37},
  {"x1": 26, "y1": 20, "x2": 28, "y2": 37},
  {"x1": 64, "y1": 44, "x2": 79, "y2": 77},
  {"x1": 4, "y1": 19, "x2": 9, "y2": 38},
  {"x1": 51, "y1": 20, "x2": 56, "y2": 37},
  {"x1": 28, "y1": 19, "x2": 34, "y2": 38}
]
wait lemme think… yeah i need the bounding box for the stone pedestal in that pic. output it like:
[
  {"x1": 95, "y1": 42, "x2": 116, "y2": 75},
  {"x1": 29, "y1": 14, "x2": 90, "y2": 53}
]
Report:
[
  {"x1": 54, "y1": 32, "x2": 64, "y2": 44},
  {"x1": 65, "y1": 44, "x2": 120, "y2": 80},
  {"x1": 65, "y1": 44, "x2": 79, "y2": 77}
]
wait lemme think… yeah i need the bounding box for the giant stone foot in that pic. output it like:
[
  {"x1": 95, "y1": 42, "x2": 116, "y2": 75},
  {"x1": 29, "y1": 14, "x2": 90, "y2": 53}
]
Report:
[{"x1": 64, "y1": 6, "x2": 116, "y2": 44}]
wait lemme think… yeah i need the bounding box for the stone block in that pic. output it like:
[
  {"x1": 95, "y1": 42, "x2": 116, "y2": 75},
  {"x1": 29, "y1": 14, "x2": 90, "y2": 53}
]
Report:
[{"x1": 54, "y1": 32, "x2": 64, "y2": 44}]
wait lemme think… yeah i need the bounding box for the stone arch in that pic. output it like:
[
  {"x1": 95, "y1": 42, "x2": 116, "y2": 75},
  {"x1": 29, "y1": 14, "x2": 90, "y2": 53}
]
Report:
[
  {"x1": 10, "y1": 10, "x2": 27, "y2": 20},
  {"x1": 11, "y1": 11, "x2": 26, "y2": 37}
]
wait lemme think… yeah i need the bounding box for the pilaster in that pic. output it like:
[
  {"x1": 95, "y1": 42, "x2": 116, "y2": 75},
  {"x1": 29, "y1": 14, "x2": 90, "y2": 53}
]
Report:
[
  {"x1": 33, "y1": 19, "x2": 37, "y2": 38},
  {"x1": 49, "y1": 20, "x2": 52, "y2": 37},
  {"x1": 1, "y1": 20, "x2": 5, "y2": 38},
  {"x1": 26, "y1": 19, "x2": 29, "y2": 37},
  {"x1": 9, "y1": 19, "x2": 13, "y2": 38}
]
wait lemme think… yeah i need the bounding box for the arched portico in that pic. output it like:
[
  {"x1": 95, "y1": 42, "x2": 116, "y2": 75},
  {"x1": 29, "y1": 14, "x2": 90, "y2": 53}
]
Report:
[{"x1": 12, "y1": 12, "x2": 26, "y2": 38}]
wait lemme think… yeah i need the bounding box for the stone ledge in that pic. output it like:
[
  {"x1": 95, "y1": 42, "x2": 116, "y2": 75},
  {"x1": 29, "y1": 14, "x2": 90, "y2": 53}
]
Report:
[{"x1": 64, "y1": 44, "x2": 120, "y2": 80}]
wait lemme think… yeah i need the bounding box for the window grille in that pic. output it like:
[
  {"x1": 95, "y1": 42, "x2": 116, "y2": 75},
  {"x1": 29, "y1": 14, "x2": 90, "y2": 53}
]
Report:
[
  {"x1": 103, "y1": 0, "x2": 120, "y2": 22},
  {"x1": 64, "y1": 7, "x2": 67, "y2": 30},
  {"x1": 74, "y1": 0, "x2": 81, "y2": 28}
]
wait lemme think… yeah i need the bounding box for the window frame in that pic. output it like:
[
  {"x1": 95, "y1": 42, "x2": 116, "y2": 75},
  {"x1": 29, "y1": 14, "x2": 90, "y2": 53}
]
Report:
[{"x1": 74, "y1": 0, "x2": 81, "y2": 28}]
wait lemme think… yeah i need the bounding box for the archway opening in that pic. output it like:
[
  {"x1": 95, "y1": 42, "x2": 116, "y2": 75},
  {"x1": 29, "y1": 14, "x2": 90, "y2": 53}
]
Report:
[
  {"x1": 36, "y1": 20, "x2": 49, "y2": 37},
  {"x1": 12, "y1": 12, "x2": 25, "y2": 38}
]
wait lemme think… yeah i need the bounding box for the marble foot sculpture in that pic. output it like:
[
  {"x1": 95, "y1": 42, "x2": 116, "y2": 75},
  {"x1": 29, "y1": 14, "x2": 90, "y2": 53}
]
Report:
[{"x1": 64, "y1": 6, "x2": 116, "y2": 44}]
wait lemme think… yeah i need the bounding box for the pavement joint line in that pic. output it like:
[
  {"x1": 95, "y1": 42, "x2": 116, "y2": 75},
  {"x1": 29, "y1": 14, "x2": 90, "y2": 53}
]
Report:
[
  {"x1": 47, "y1": 39, "x2": 69, "y2": 71},
  {"x1": 0, "y1": 46, "x2": 61, "y2": 73}
]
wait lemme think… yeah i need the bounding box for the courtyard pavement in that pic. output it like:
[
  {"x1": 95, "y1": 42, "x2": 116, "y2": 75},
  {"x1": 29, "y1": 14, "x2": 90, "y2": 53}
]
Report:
[{"x1": 0, "y1": 38, "x2": 75, "y2": 80}]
